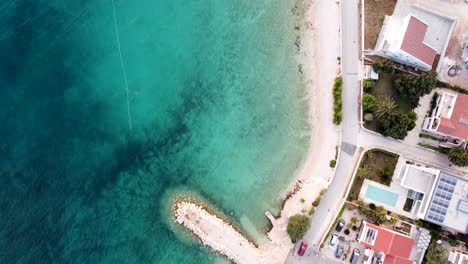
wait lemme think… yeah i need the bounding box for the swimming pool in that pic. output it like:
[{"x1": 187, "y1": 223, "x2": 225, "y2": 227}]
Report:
[{"x1": 365, "y1": 184, "x2": 399, "y2": 207}]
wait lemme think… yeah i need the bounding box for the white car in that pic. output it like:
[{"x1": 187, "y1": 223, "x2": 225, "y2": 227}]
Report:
[{"x1": 329, "y1": 233, "x2": 338, "y2": 247}]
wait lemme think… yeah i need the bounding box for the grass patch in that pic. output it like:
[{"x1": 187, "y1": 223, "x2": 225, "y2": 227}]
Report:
[
  {"x1": 370, "y1": 73, "x2": 412, "y2": 111},
  {"x1": 349, "y1": 149, "x2": 399, "y2": 200},
  {"x1": 364, "y1": 73, "x2": 414, "y2": 135},
  {"x1": 364, "y1": 0, "x2": 397, "y2": 49}
]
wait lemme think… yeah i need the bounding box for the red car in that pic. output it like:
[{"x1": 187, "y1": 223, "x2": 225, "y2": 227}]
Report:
[{"x1": 298, "y1": 241, "x2": 308, "y2": 256}]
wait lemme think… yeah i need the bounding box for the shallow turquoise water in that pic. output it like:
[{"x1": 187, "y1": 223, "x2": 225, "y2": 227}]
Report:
[{"x1": 0, "y1": 0, "x2": 309, "y2": 263}]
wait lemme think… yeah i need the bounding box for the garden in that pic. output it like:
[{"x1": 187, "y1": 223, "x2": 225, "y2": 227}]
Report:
[
  {"x1": 348, "y1": 148, "x2": 399, "y2": 202},
  {"x1": 362, "y1": 59, "x2": 438, "y2": 139}
]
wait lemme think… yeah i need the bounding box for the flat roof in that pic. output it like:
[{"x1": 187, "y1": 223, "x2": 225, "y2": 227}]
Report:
[
  {"x1": 401, "y1": 165, "x2": 437, "y2": 194},
  {"x1": 425, "y1": 172, "x2": 468, "y2": 233}
]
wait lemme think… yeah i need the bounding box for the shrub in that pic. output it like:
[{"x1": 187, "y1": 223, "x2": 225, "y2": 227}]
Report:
[
  {"x1": 312, "y1": 197, "x2": 321, "y2": 207},
  {"x1": 351, "y1": 225, "x2": 358, "y2": 231},
  {"x1": 329, "y1": 159, "x2": 336, "y2": 168},
  {"x1": 390, "y1": 218, "x2": 398, "y2": 224},
  {"x1": 357, "y1": 165, "x2": 372, "y2": 180},
  {"x1": 344, "y1": 229, "x2": 350, "y2": 235},
  {"x1": 300, "y1": 198, "x2": 305, "y2": 203},
  {"x1": 362, "y1": 93, "x2": 377, "y2": 112},
  {"x1": 350, "y1": 217, "x2": 358, "y2": 224},
  {"x1": 346, "y1": 202, "x2": 357, "y2": 210},
  {"x1": 372, "y1": 58, "x2": 395, "y2": 74},
  {"x1": 308, "y1": 208, "x2": 315, "y2": 216},
  {"x1": 347, "y1": 192, "x2": 356, "y2": 201},
  {"x1": 448, "y1": 147, "x2": 468, "y2": 167},
  {"x1": 363, "y1": 79, "x2": 376, "y2": 93},
  {"x1": 447, "y1": 235, "x2": 460, "y2": 247},
  {"x1": 372, "y1": 206, "x2": 388, "y2": 225},
  {"x1": 364, "y1": 113, "x2": 373, "y2": 122},
  {"x1": 369, "y1": 203, "x2": 376, "y2": 210},
  {"x1": 286, "y1": 214, "x2": 311, "y2": 242},
  {"x1": 426, "y1": 243, "x2": 448, "y2": 264},
  {"x1": 333, "y1": 77, "x2": 343, "y2": 125},
  {"x1": 320, "y1": 189, "x2": 327, "y2": 196}
]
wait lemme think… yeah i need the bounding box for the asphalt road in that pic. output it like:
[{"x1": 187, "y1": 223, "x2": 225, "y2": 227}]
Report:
[{"x1": 285, "y1": 0, "x2": 361, "y2": 262}]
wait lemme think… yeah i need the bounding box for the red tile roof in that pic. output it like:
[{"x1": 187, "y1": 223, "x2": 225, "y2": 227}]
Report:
[
  {"x1": 384, "y1": 255, "x2": 414, "y2": 264},
  {"x1": 400, "y1": 16, "x2": 437, "y2": 67},
  {"x1": 360, "y1": 223, "x2": 415, "y2": 262},
  {"x1": 437, "y1": 94, "x2": 468, "y2": 140}
]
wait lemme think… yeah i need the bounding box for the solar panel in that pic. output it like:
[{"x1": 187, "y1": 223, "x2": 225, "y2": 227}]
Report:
[{"x1": 458, "y1": 200, "x2": 468, "y2": 214}]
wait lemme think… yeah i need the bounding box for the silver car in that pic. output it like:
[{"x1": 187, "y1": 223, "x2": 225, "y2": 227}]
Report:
[{"x1": 335, "y1": 244, "x2": 345, "y2": 258}]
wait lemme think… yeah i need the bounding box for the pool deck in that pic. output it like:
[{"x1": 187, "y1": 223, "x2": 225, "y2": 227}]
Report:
[{"x1": 359, "y1": 180, "x2": 409, "y2": 216}]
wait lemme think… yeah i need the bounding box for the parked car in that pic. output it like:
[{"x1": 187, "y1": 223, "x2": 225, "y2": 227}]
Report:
[
  {"x1": 335, "y1": 219, "x2": 345, "y2": 232},
  {"x1": 335, "y1": 243, "x2": 345, "y2": 258},
  {"x1": 350, "y1": 248, "x2": 360, "y2": 264},
  {"x1": 329, "y1": 233, "x2": 338, "y2": 247},
  {"x1": 372, "y1": 251, "x2": 384, "y2": 264},
  {"x1": 298, "y1": 241, "x2": 308, "y2": 256}
]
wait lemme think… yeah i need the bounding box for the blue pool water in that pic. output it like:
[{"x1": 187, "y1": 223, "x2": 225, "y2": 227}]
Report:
[{"x1": 365, "y1": 184, "x2": 399, "y2": 207}]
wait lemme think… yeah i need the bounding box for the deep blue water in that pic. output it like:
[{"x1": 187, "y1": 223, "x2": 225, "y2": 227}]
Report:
[{"x1": 0, "y1": 0, "x2": 309, "y2": 263}]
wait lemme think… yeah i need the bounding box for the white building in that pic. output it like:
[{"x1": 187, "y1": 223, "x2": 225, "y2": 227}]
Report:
[
  {"x1": 423, "y1": 92, "x2": 468, "y2": 147},
  {"x1": 375, "y1": 14, "x2": 437, "y2": 71},
  {"x1": 373, "y1": 3, "x2": 455, "y2": 72},
  {"x1": 448, "y1": 251, "x2": 468, "y2": 264},
  {"x1": 399, "y1": 164, "x2": 468, "y2": 234}
]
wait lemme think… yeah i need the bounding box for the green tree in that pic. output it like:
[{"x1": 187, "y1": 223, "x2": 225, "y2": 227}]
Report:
[
  {"x1": 362, "y1": 93, "x2": 377, "y2": 113},
  {"x1": 372, "y1": 58, "x2": 395, "y2": 74},
  {"x1": 425, "y1": 243, "x2": 448, "y2": 264},
  {"x1": 394, "y1": 71, "x2": 438, "y2": 106},
  {"x1": 363, "y1": 79, "x2": 376, "y2": 93},
  {"x1": 374, "y1": 96, "x2": 397, "y2": 119},
  {"x1": 448, "y1": 147, "x2": 468, "y2": 167},
  {"x1": 286, "y1": 214, "x2": 310, "y2": 242},
  {"x1": 371, "y1": 206, "x2": 387, "y2": 225},
  {"x1": 357, "y1": 165, "x2": 372, "y2": 180},
  {"x1": 379, "y1": 109, "x2": 416, "y2": 139}
]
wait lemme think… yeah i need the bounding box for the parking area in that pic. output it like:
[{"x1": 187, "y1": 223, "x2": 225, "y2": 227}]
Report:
[{"x1": 322, "y1": 208, "x2": 367, "y2": 263}]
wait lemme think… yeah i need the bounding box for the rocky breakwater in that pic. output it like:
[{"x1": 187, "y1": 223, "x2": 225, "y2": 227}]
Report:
[{"x1": 173, "y1": 200, "x2": 265, "y2": 264}]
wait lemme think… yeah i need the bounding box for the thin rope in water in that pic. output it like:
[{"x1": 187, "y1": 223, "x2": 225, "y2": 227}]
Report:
[{"x1": 111, "y1": 0, "x2": 132, "y2": 131}]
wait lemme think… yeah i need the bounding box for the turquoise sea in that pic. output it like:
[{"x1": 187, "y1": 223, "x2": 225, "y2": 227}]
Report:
[{"x1": 0, "y1": 0, "x2": 310, "y2": 263}]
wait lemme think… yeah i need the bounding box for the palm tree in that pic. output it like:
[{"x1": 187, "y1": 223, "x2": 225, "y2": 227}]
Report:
[
  {"x1": 357, "y1": 165, "x2": 372, "y2": 180},
  {"x1": 375, "y1": 96, "x2": 397, "y2": 119}
]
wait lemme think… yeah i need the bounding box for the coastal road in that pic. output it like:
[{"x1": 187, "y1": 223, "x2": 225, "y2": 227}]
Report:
[{"x1": 285, "y1": 0, "x2": 361, "y2": 262}]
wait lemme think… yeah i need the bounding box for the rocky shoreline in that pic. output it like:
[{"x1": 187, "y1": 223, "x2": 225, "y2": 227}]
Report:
[{"x1": 173, "y1": 199, "x2": 265, "y2": 264}]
